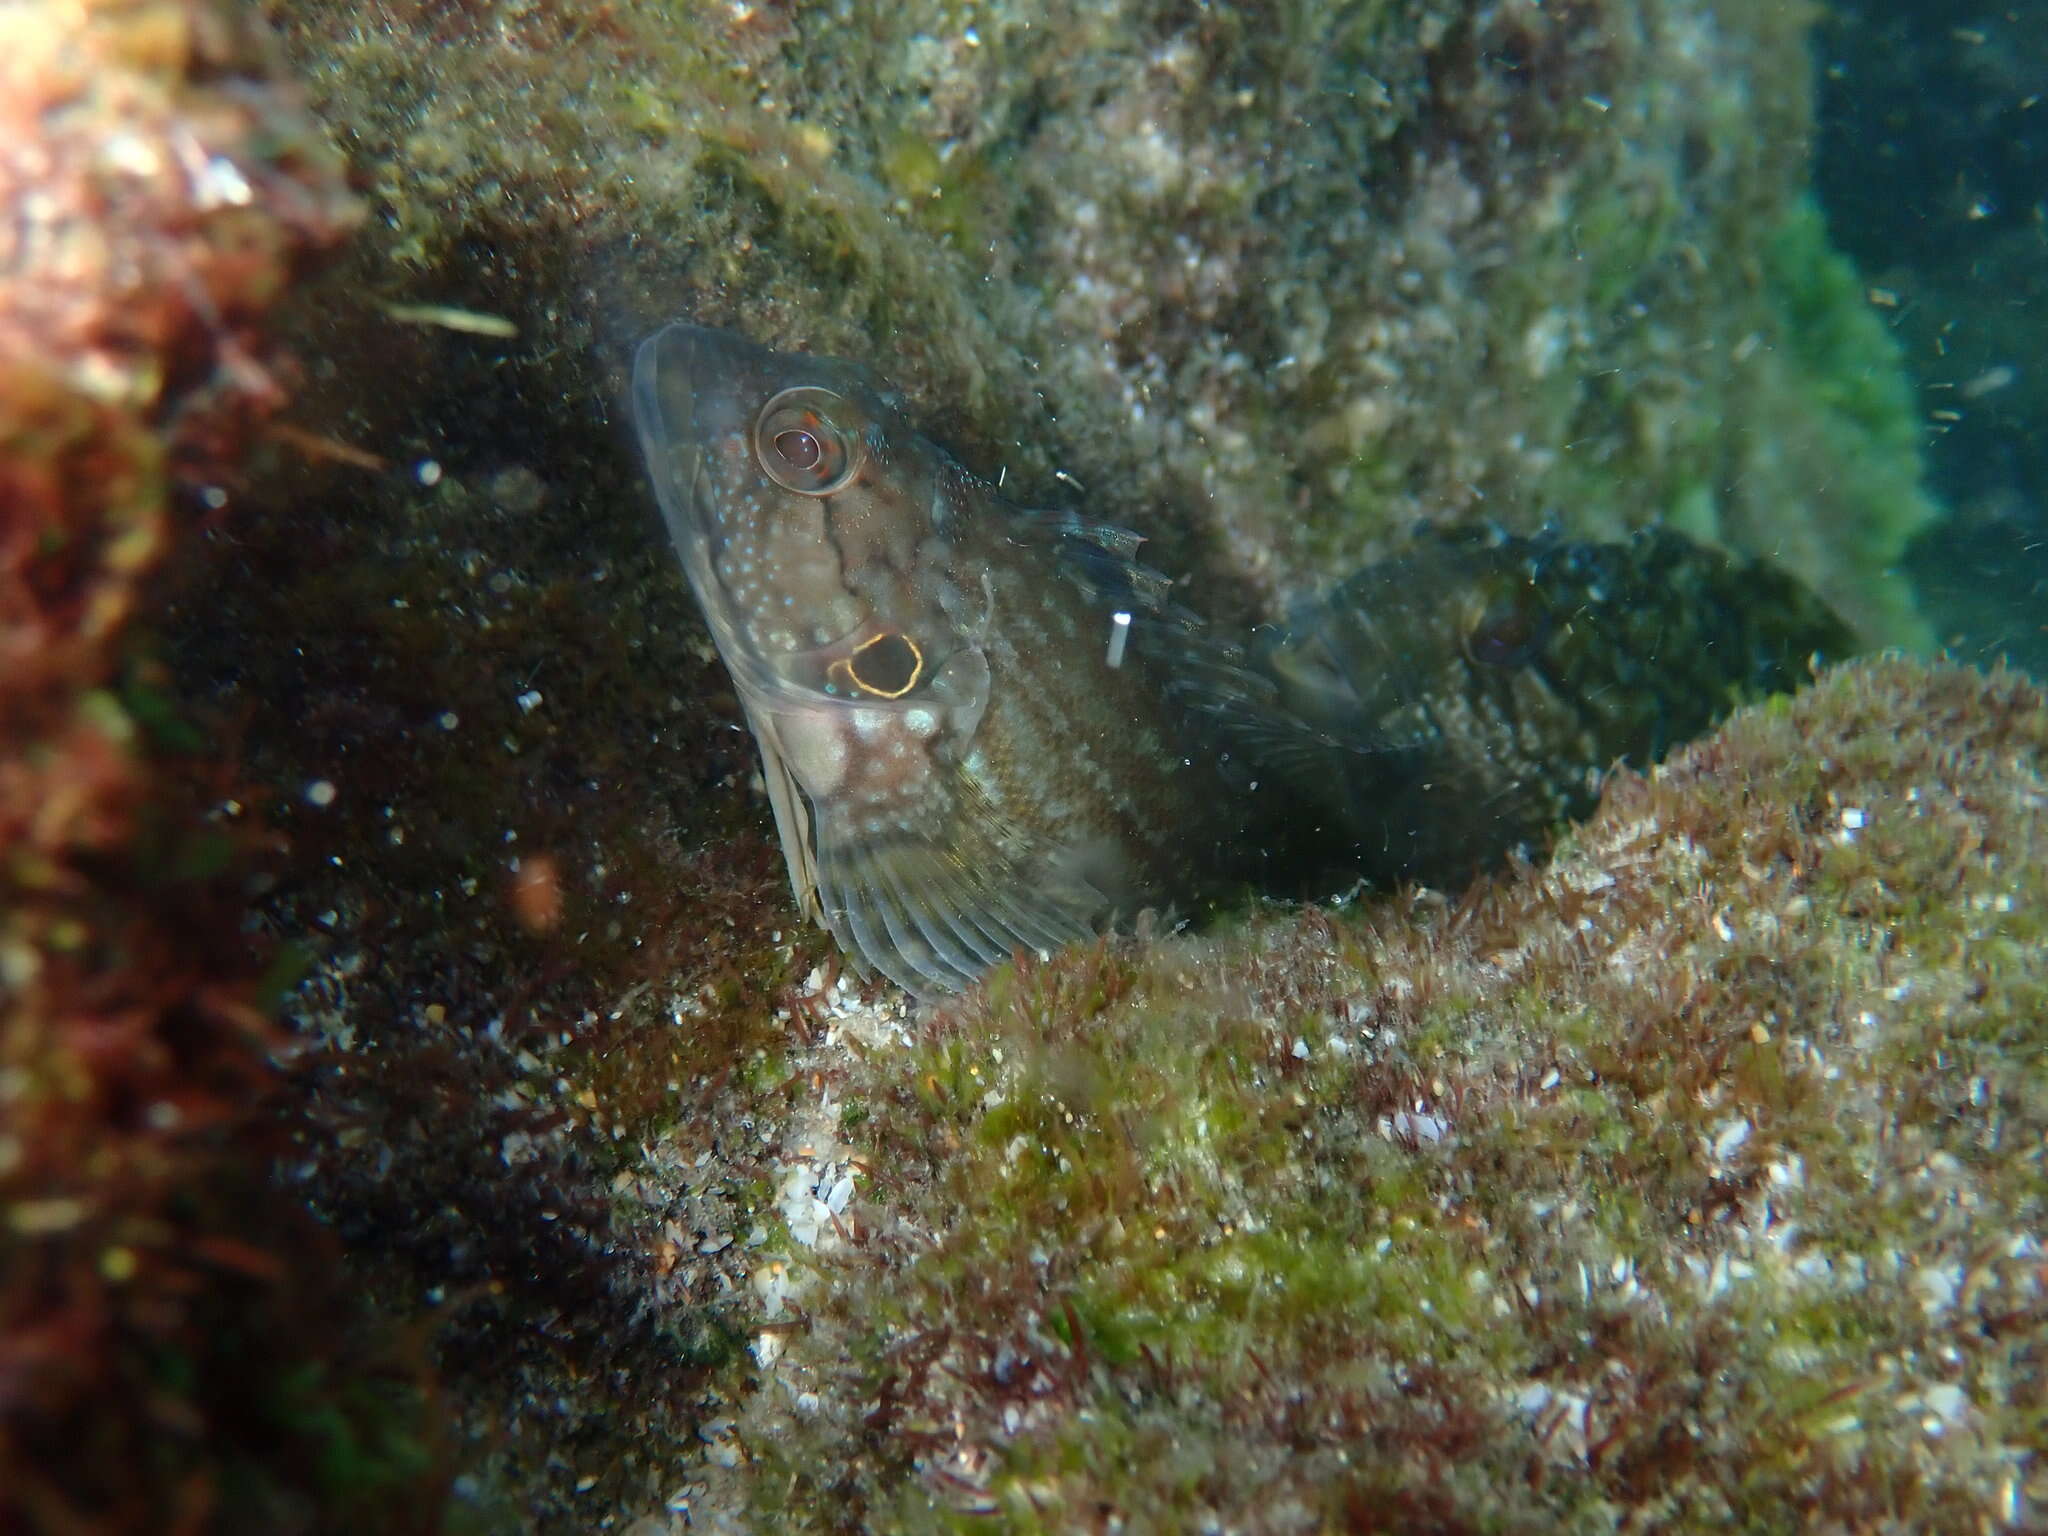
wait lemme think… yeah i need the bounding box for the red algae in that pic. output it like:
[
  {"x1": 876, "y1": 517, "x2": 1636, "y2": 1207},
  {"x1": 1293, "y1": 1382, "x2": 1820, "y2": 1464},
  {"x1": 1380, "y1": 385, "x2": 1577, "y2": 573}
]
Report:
[{"x1": 0, "y1": 1, "x2": 445, "y2": 1529}]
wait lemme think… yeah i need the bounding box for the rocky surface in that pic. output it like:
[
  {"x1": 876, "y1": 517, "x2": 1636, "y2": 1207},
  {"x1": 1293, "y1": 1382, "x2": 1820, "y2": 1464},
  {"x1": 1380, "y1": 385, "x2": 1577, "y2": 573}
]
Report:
[
  {"x1": 8, "y1": 0, "x2": 2035, "y2": 1530},
  {"x1": 0, "y1": 0, "x2": 445, "y2": 1528}
]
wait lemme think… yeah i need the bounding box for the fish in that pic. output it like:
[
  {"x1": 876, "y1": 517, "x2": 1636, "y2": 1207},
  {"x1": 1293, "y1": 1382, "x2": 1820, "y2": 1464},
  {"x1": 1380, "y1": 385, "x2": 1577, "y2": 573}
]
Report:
[
  {"x1": 1251, "y1": 525, "x2": 1857, "y2": 886},
  {"x1": 632, "y1": 325, "x2": 1857, "y2": 994},
  {"x1": 631, "y1": 323, "x2": 1284, "y2": 994}
]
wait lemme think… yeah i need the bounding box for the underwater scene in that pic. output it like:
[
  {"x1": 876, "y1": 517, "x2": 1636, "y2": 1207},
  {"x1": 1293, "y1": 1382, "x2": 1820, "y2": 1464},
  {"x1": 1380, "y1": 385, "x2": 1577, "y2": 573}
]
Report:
[{"x1": 1, "y1": 0, "x2": 2043, "y2": 1528}]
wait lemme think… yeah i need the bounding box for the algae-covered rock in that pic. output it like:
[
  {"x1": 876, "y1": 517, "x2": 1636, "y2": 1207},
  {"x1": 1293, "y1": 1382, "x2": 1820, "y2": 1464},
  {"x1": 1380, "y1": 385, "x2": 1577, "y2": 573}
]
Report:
[
  {"x1": 0, "y1": 0, "x2": 449, "y2": 1528},
  {"x1": 740, "y1": 657, "x2": 2048, "y2": 1530},
  {"x1": 270, "y1": 0, "x2": 1936, "y2": 643},
  {"x1": 91, "y1": 0, "x2": 2025, "y2": 1528}
]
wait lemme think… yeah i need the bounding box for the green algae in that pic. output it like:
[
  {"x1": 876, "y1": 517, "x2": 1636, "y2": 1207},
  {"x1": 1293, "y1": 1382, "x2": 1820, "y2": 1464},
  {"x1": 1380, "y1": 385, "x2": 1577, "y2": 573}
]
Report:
[
  {"x1": 112, "y1": 0, "x2": 2022, "y2": 1524},
  {"x1": 738, "y1": 658, "x2": 2048, "y2": 1530},
  {"x1": 271, "y1": 0, "x2": 1940, "y2": 640}
]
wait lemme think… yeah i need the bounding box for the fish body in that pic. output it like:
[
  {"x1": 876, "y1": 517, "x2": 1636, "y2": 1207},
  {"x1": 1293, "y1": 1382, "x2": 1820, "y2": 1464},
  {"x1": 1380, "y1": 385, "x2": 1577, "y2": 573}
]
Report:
[
  {"x1": 634, "y1": 326, "x2": 1856, "y2": 994},
  {"x1": 632, "y1": 324, "x2": 1276, "y2": 993},
  {"x1": 1254, "y1": 526, "x2": 1857, "y2": 885}
]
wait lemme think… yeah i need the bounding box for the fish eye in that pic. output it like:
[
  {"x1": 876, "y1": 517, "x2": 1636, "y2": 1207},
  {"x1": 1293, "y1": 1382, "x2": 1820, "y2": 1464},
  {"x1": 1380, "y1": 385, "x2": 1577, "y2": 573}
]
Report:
[
  {"x1": 1463, "y1": 590, "x2": 1551, "y2": 668},
  {"x1": 774, "y1": 427, "x2": 821, "y2": 469},
  {"x1": 829, "y1": 631, "x2": 924, "y2": 699},
  {"x1": 754, "y1": 387, "x2": 863, "y2": 495}
]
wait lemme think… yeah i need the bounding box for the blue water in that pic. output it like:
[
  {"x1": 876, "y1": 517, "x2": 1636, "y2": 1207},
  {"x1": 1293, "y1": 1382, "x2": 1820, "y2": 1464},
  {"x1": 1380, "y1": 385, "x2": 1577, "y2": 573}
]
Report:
[{"x1": 1815, "y1": 0, "x2": 2048, "y2": 672}]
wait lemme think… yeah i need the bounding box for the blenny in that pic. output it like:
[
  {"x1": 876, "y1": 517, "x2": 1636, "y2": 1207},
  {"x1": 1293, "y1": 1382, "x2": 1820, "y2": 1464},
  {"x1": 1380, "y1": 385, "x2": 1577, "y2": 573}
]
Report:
[
  {"x1": 633, "y1": 324, "x2": 1853, "y2": 995},
  {"x1": 633, "y1": 324, "x2": 1284, "y2": 993}
]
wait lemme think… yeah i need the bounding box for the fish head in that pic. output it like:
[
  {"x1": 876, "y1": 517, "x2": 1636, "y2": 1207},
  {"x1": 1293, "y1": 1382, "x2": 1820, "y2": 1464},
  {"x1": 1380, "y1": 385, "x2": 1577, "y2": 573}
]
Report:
[{"x1": 632, "y1": 324, "x2": 996, "y2": 919}]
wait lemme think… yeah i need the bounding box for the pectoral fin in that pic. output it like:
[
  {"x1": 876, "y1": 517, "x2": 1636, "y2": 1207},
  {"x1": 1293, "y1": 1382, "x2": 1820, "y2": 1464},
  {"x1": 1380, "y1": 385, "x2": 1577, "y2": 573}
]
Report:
[{"x1": 808, "y1": 769, "x2": 1104, "y2": 996}]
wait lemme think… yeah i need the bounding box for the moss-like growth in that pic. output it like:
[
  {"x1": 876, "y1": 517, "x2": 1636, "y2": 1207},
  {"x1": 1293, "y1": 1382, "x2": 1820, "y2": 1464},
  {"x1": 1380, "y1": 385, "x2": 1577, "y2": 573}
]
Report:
[
  {"x1": 0, "y1": 0, "x2": 454, "y2": 1528},
  {"x1": 83, "y1": 0, "x2": 1993, "y2": 1524},
  {"x1": 269, "y1": 0, "x2": 1937, "y2": 642},
  {"x1": 739, "y1": 659, "x2": 2046, "y2": 1530}
]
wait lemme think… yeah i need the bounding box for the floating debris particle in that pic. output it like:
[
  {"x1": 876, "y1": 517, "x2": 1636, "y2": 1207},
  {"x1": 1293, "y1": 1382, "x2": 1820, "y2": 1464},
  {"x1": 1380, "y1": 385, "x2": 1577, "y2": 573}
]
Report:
[
  {"x1": 381, "y1": 301, "x2": 520, "y2": 338},
  {"x1": 265, "y1": 421, "x2": 391, "y2": 472},
  {"x1": 510, "y1": 853, "x2": 565, "y2": 933}
]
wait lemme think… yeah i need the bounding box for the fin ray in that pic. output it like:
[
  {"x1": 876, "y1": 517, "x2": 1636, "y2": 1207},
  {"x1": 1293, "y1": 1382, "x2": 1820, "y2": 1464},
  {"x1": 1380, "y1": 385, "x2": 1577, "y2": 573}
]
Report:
[
  {"x1": 810, "y1": 776, "x2": 1105, "y2": 995},
  {"x1": 868, "y1": 846, "x2": 996, "y2": 988}
]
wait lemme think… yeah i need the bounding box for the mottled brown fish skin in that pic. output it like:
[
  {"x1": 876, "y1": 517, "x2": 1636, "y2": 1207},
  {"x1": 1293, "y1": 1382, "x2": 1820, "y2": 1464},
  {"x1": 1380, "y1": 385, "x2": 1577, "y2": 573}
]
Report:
[
  {"x1": 1255, "y1": 525, "x2": 1858, "y2": 885},
  {"x1": 634, "y1": 327, "x2": 1859, "y2": 995},
  {"x1": 632, "y1": 324, "x2": 1271, "y2": 994}
]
